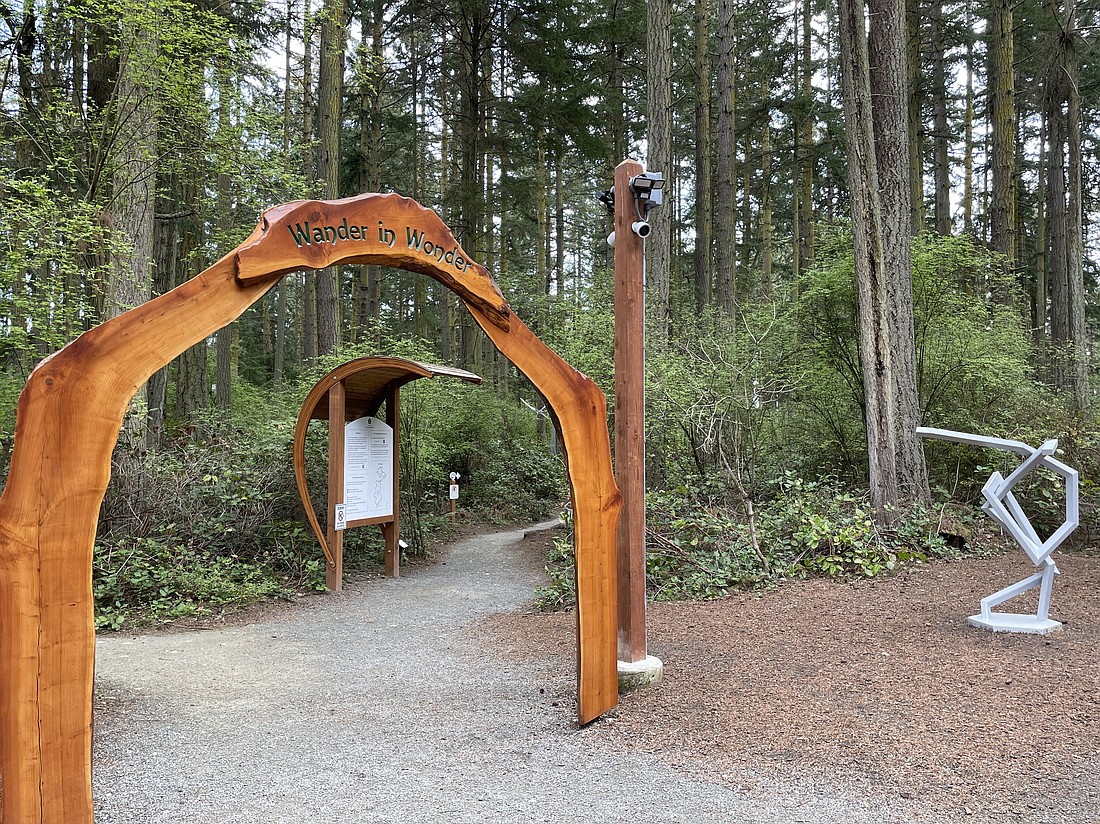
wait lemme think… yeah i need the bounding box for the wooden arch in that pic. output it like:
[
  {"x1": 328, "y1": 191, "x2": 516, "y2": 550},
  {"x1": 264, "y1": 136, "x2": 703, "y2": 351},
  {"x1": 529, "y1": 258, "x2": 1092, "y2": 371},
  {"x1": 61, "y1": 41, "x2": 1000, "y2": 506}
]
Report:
[{"x1": 0, "y1": 194, "x2": 622, "y2": 824}]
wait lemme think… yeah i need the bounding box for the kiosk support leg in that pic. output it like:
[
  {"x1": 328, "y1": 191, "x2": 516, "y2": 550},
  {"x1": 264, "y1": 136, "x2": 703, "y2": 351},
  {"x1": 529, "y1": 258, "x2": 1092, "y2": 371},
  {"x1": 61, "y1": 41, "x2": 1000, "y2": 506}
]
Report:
[{"x1": 327, "y1": 381, "x2": 346, "y2": 591}]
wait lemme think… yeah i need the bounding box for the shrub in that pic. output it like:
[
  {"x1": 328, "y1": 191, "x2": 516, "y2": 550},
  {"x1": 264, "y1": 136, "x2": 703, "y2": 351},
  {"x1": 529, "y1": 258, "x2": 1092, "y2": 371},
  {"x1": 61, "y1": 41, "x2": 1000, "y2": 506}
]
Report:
[{"x1": 537, "y1": 475, "x2": 961, "y2": 609}]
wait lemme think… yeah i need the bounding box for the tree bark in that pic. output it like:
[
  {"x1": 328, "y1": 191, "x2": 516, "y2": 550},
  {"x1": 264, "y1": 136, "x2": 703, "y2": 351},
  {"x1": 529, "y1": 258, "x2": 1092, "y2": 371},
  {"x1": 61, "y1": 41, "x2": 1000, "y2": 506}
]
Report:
[
  {"x1": 107, "y1": 13, "x2": 158, "y2": 446},
  {"x1": 215, "y1": 66, "x2": 235, "y2": 414},
  {"x1": 905, "y1": 0, "x2": 923, "y2": 233},
  {"x1": 1062, "y1": 1, "x2": 1087, "y2": 412},
  {"x1": 963, "y1": 2, "x2": 974, "y2": 236},
  {"x1": 355, "y1": 0, "x2": 384, "y2": 347},
  {"x1": 693, "y1": 0, "x2": 712, "y2": 315},
  {"x1": 714, "y1": 0, "x2": 736, "y2": 318},
  {"x1": 838, "y1": 0, "x2": 929, "y2": 521},
  {"x1": 301, "y1": 8, "x2": 318, "y2": 366},
  {"x1": 316, "y1": 0, "x2": 347, "y2": 356},
  {"x1": 797, "y1": 0, "x2": 813, "y2": 274},
  {"x1": 930, "y1": 0, "x2": 951, "y2": 235},
  {"x1": 988, "y1": 0, "x2": 1016, "y2": 275},
  {"x1": 868, "y1": 0, "x2": 929, "y2": 505},
  {"x1": 646, "y1": 0, "x2": 672, "y2": 347}
]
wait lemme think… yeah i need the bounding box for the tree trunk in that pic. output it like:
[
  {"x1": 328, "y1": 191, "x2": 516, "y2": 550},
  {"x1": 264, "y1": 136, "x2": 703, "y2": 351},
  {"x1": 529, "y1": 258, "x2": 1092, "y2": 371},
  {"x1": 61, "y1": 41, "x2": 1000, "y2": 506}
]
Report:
[
  {"x1": 988, "y1": 0, "x2": 1016, "y2": 276},
  {"x1": 646, "y1": 0, "x2": 672, "y2": 347},
  {"x1": 868, "y1": 0, "x2": 929, "y2": 505},
  {"x1": 301, "y1": 8, "x2": 318, "y2": 366},
  {"x1": 905, "y1": 0, "x2": 923, "y2": 233},
  {"x1": 316, "y1": 0, "x2": 347, "y2": 357},
  {"x1": 797, "y1": 0, "x2": 813, "y2": 274},
  {"x1": 356, "y1": 0, "x2": 384, "y2": 347},
  {"x1": 555, "y1": 152, "x2": 566, "y2": 296},
  {"x1": 963, "y1": 1, "x2": 974, "y2": 236},
  {"x1": 714, "y1": 0, "x2": 736, "y2": 318},
  {"x1": 107, "y1": 14, "x2": 158, "y2": 447},
  {"x1": 1063, "y1": 2, "x2": 1087, "y2": 413},
  {"x1": 215, "y1": 67, "x2": 235, "y2": 414},
  {"x1": 838, "y1": 0, "x2": 930, "y2": 521},
  {"x1": 930, "y1": 0, "x2": 950, "y2": 235},
  {"x1": 273, "y1": 0, "x2": 295, "y2": 384},
  {"x1": 760, "y1": 87, "x2": 773, "y2": 295},
  {"x1": 1034, "y1": 110, "x2": 1048, "y2": 338},
  {"x1": 693, "y1": 0, "x2": 712, "y2": 315}
]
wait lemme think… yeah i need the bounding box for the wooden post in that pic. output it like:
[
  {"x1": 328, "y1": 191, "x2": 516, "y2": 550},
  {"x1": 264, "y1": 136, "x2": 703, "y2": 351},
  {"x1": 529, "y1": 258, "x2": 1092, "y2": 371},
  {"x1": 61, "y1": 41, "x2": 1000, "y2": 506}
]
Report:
[
  {"x1": 614, "y1": 159, "x2": 648, "y2": 663},
  {"x1": 326, "y1": 380, "x2": 346, "y2": 591},
  {"x1": 382, "y1": 382, "x2": 400, "y2": 577}
]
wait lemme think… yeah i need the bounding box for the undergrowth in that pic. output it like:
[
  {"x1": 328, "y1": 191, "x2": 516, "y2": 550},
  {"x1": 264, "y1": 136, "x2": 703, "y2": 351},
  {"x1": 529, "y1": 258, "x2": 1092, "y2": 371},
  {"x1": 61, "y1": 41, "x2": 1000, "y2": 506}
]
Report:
[{"x1": 535, "y1": 475, "x2": 984, "y2": 610}]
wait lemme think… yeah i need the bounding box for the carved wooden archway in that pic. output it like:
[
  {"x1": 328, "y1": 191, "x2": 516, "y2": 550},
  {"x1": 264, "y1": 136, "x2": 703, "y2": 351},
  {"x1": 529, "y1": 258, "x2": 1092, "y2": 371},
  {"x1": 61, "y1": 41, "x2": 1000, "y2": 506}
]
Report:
[{"x1": 0, "y1": 194, "x2": 621, "y2": 824}]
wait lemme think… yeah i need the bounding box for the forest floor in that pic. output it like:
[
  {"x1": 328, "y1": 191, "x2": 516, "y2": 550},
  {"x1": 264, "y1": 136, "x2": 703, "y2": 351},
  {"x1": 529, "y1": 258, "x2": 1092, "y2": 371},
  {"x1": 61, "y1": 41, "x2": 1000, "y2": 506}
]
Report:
[
  {"x1": 92, "y1": 521, "x2": 1099, "y2": 823},
  {"x1": 496, "y1": 527, "x2": 1100, "y2": 823}
]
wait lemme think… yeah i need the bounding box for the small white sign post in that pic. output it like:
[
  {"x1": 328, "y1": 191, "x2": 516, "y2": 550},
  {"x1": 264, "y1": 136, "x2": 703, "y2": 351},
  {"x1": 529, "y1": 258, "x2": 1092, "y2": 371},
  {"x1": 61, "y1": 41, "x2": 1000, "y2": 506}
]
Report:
[{"x1": 449, "y1": 471, "x2": 461, "y2": 522}]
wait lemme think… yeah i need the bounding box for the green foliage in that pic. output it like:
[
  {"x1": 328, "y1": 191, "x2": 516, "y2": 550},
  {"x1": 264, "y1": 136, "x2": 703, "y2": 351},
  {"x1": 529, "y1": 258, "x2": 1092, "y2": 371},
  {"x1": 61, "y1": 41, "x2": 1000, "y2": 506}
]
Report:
[
  {"x1": 0, "y1": 175, "x2": 107, "y2": 372},
  {"x1": 93, "y1": 348, "x2": 566, "y2": 626},
  {"x1": 537, "y1": 476, "x2": 957, "y2": 609},
  {"x1": 401, "y1": 377, "x2": 567, "y2": 528},
  {"x1": 533, "y1": 534, "x2": 576, "y2": 610},
  {"x1": 94, "y1": 417, "x2": 327, "y2": 629},
  {"x1": 785, "y1": 230, "x2": 1038, "y2": 480}
]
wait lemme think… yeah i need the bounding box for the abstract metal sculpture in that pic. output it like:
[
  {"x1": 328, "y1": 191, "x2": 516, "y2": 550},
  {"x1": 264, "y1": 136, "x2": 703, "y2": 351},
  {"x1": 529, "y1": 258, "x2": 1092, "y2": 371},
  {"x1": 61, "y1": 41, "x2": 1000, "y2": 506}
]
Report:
[{"x1": 917, "y1": 427, "x2": 1078, "y2": 634}]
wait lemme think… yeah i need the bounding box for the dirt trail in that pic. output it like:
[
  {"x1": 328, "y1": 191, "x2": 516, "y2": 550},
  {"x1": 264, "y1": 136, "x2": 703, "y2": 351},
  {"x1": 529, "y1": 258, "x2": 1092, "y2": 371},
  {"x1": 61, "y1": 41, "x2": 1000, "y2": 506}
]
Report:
[{"x1": 93, "y1": 521, "x2": 929, "y2": 823}]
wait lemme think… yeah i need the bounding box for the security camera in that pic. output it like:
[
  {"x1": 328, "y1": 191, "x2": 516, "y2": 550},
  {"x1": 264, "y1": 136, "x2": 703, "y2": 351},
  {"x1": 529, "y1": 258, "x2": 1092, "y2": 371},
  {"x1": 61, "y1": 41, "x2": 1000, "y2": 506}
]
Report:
[
  {"x1": 631, "y1": 220, "x2": 651, "y2": 238},
  {"x1": 607, "y1": 231, "x2": 617, "y2": 248}
]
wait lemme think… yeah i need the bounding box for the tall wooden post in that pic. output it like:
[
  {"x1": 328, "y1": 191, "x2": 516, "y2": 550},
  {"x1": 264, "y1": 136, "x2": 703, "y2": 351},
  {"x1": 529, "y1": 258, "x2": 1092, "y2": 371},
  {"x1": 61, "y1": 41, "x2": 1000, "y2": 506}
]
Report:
[
  {"x1": 614, "y1": 159, "x2": 648, "y2": 663},
  {"x1": 326, "y1": 380, "x2": 346, "y2": 591}
]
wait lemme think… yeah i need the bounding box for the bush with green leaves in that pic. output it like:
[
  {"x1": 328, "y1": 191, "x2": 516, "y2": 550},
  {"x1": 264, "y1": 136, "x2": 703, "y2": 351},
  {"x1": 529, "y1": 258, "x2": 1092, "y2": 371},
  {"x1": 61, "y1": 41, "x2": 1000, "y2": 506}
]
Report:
[
  {"x1": 94, "y1": 416, "x2": 331, "y2": 629},
  {"x1": 783, "y1": 231, "x2": 1039, "y2": 484},
  {"x1": 92, "y1": 338, "x2": 567, "y2": 627},
  {"x1": 537, "y1": 474, "x2": 959, "y2": 609}
]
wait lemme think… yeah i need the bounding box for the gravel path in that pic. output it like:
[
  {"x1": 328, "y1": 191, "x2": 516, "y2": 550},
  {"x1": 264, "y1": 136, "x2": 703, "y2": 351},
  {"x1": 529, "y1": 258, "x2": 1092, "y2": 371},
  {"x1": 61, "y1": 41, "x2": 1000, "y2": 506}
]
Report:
[{"x1": 93, "y1": 522, "x2": 930, "y2": 823}]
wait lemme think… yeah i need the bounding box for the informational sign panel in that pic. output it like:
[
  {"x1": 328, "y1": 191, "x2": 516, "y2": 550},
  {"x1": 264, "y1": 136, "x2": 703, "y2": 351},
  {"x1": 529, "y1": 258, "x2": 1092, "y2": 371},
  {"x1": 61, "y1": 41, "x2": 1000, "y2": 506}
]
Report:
[{"x1": 344, "y1": 416, "x2": 394, "y2": 521}]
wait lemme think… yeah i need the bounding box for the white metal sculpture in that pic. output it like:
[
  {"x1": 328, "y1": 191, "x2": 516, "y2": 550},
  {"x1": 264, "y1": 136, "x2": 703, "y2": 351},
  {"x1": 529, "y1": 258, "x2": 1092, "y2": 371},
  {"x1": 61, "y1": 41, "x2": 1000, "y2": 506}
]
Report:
[{"x1": 917, "y1": 427, "x2": 1079, "y2": 634}]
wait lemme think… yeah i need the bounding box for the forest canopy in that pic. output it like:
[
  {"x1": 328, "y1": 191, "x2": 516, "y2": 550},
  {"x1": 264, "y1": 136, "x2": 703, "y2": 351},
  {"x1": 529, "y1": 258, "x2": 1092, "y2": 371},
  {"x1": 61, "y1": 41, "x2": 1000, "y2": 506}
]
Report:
[{"x1": 1, "y1": 0, "x2": 1098, "y2": 621}]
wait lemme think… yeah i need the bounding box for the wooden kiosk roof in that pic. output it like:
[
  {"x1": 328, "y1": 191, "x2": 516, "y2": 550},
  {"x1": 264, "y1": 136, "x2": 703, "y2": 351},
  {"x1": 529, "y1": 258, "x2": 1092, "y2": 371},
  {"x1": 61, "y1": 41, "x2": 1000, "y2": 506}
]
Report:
[{"x1": 301, "y1": 357, "x2": 482, "y2": 422}]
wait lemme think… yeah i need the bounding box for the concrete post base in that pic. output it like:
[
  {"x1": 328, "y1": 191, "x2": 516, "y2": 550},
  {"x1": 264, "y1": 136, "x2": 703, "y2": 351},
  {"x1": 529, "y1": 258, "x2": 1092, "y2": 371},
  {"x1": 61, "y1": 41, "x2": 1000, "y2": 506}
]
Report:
[{"x1": 617, "y1": 655, "x2": 663, "y2": 693}]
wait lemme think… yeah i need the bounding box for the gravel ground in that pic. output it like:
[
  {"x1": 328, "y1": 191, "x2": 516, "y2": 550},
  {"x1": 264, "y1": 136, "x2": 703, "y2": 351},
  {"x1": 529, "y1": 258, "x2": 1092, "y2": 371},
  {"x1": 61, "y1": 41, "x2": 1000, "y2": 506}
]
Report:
[{"x1": 93, "y1": 523, "x2": 1099, "y2": 823}]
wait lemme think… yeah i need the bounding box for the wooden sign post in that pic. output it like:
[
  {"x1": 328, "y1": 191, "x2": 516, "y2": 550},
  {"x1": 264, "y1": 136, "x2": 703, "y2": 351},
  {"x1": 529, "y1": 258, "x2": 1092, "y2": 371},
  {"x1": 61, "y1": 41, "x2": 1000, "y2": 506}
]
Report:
[
  {"x1": 614, "y1": 159, "x2": 647, "y2": 663},
  {"x1": 292, "y1": 357, "x2": 480, "y2": 588},
  {"x1": 448, "y1": 471, "x2": 461, "y2": 523},
  {"x1": 612, "y1": 160, "x2": 663, "y2": 687},
  {"x1": 0, "y1": 194, "x2": 622, "y2": 824}
]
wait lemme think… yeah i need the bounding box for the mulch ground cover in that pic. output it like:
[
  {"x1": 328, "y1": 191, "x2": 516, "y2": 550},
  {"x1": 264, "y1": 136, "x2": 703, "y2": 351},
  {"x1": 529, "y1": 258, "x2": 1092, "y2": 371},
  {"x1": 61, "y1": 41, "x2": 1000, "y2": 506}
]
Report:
[{"x1": 485, "y1": 529, "x2": 1100, "y2": 822}]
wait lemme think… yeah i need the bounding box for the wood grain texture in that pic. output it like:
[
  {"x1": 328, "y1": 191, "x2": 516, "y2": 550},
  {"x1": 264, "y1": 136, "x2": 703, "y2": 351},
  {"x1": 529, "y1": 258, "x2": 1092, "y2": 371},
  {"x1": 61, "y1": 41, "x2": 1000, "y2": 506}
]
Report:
[
  {"x1": 613, "y1": 159, "x2": 649, "y2": 663},
  {"x1": 326, "y1": 381, "x2": 346, "y2": 591},
  {"x1": 235, "y1": 194, "x2": 511, "y2": 333},
  {"x1": 0, "y1": 194, "x2": 620, "y2": 823}
]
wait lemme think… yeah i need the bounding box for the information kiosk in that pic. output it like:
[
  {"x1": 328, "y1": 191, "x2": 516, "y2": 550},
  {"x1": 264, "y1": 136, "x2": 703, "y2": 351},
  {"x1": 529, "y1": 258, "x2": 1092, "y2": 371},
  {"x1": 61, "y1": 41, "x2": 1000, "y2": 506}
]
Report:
[{"x1": 293, "y1": 357, "x2": 481, "y2": 589}]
